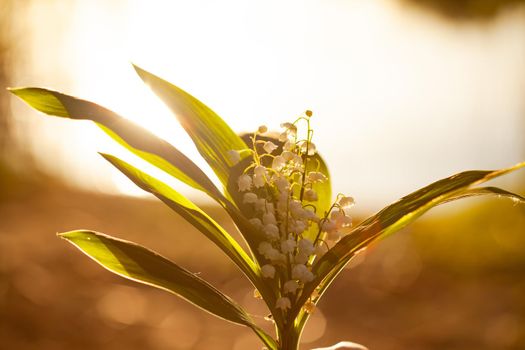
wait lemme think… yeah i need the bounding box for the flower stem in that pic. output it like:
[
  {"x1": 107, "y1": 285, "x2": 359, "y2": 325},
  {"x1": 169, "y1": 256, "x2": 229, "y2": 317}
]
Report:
[{"x1": 278, "y1": 325, "x2": 300, "y2": 350}]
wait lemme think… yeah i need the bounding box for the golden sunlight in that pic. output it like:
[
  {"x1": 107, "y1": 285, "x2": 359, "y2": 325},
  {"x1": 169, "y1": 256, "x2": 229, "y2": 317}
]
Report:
[{"x1": 15, "y1": 0, "x2": 525, "y2": 210}]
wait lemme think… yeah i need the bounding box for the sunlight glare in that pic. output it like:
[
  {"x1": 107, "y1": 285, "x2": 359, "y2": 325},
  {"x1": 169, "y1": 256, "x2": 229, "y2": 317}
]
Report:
[{"x1": 21, "y1": 0, "x2": 525, "y2": 209}]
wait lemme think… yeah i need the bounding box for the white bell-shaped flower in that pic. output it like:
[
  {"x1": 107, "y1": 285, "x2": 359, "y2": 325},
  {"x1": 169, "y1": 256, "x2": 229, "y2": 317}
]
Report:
[
  {"x1": 282, "y1": 151, "x2": 295, "y2": 162},
  {"x1": 254, "y1": 198, "x2": 267, "y2": 212},
  {"x1": 262, "y1": 212, "x2": 277, "y2": 225},
  {"x1": 276, "y1": 297, "x2": 291, "y2": 311},
  {"x1": 280, "y1": 239, "x2": 296, "y2": 254},
  {"x1": 258, "y1": 242, "x2": 273, "y2": 255},
  {"x1": 304, "y1": 188, "x2": 318, "y2": 201},
  {"x1": 228, "y1": 150, "x2": 241, "y2": 165},
  {"x1": 338, "y1": 196, "x2": 355, "y2": 208},
  {"x1": 291, "y1": 220, "x2": 307, "y2": 235},
  {"x1": 283, "y1": 140, "x2": 294, "y2": 151},
  {"x1": 261, "y1": 264, "x2": 275, "y2": 278},
  {"x1": 289, "y1": 200, "x2": 305, "y2": 218},
  {"x1": 238, "y1": 174, "x2": 252, "y2": 191},
  {"x1": 267, "y1": 249, "x2": 286, "y2": 264},
  {"x1": 321, "y1": 219, "x2": 337, "y2": 233},
  {"x1": 253, "y1": 174, "x2": 265, "y2": 188},
  {"x1": 274, "y1": 176, "x2": 290, "y2": 192},
  {"x1": 263, "y1": 224, "x2": 280, "y2": 240},
  {"x1": 243, "y1": 192, "x2": 258, "y2": 204},
  {"x1": 284, "y1": 280, "x2": 300, "y2": 294},
  {"x1": 303, "y1": 209, "x2": 319, "y2": 222},
  {"x1": 292, "y1": 264, "x2": 315, "y2": 283},
  {"x1": 298, "y1": 238, "x2": 315, "y2": 255},
  {"x1": 294, "y1": 252, "x2": 310, "y2": 265},
  {"x1": 248, "y1": 218, "x2": 263, "y2": 229},
  {"x1": 307, "y1": 171, "x2": 327, "y2": 183},
  {"x1": 263, "y1": 141, "x2": 278, "y2": 154},
  {"x1": 254, "y1": 165, "x2": 266, "y2": 177},
  {"x1": 272, "y1": 155, "x2": 286, "y2": 170}
]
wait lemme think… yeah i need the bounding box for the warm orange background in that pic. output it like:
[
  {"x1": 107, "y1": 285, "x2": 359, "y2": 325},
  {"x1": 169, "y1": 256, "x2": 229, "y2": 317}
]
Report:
[{"x1": 1, "y1": 1, "x2": 524, "y2": 349}]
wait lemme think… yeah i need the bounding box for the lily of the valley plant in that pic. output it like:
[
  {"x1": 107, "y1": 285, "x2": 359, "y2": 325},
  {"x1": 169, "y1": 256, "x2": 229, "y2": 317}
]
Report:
[{"x1": 9, "y1": 66, "x2": 525, "y2": 350}]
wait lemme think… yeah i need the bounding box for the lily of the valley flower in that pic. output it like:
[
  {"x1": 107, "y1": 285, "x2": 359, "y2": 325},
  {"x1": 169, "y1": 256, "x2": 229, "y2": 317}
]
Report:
[
  {"x1": 263, "y1": 141, "x2": 278, "y2": 154},
  {"x1": 276, "y1": 297, "x2": 292, "y2": 310},
  {"x1": 227, "y1": 150, "x2": 241, "y2": 165},
  {"x1": 230, "y1": 112, "x2": 355, "y2": 316}
]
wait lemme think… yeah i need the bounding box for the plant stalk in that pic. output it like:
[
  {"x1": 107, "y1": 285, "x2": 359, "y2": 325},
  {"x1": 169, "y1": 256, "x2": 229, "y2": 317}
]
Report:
[{"x1": 278, "y1": 323, "x2": 300, "y2": 350}]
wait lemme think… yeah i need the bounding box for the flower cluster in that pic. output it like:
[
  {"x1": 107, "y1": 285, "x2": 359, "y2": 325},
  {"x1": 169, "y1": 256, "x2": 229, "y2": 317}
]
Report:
[{"x1": 229, "y1": 111, "x2": 354, "y2": 315}]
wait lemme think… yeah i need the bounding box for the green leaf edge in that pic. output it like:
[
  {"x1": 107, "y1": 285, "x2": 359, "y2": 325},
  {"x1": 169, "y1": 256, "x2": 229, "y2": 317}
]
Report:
[
  {"x1": 132, "y1": 65, "x2": 248, "y2": 193},
  {"x1": 291, "y1": 162, "x2": 525, "y2": 332},
  {"x1": 59, "y1": 229, "x2": 277, "y2": 350},
  {"x1": 8, "y1": 86, "x2": 224, "y2": 202}
]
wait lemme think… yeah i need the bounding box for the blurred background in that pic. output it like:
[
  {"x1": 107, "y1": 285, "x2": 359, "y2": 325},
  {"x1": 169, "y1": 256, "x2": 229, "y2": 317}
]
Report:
[{"x1": 0, "y1": 0, "x2": 524, "y2": 349}]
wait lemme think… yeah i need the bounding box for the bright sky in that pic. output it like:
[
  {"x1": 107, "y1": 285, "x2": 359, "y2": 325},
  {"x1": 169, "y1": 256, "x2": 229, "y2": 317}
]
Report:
[{"x1": 13, "y1": 0, "x2": 525, "y2": 211}]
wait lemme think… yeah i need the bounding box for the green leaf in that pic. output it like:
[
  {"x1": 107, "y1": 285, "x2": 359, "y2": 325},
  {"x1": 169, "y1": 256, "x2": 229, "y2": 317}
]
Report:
[
  {"x1": 8, "y1": 87, "x2": 223, "y2": 201},
  {"x1": 101, "y1": 154, "x2": 259, "y2": 280},
  {"x1": 100, "y1": 154, "x2": 276, "y2": 305},
  {"x1": 318, "y1": 162, "x2": 525, "y2": 278},
  {"x1": 302, "y1": 152, "x2": 332, "y2": 242},
  {"x1": 59, "y1": 230, "x2": 277, "y2": 350},
  {"x1": 440, "y1": 186, "x2": 525, "y2": 204},
  {"x1": 133, "y1": 65, "x2": 248, "y2": 191},
  {"x1": 292, "y1": 162, "x2": 525, "y2": 327}
]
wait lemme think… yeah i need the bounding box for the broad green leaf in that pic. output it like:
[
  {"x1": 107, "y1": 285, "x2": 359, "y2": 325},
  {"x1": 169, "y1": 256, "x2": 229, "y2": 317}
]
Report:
[
  {"x1": 100, "y1": 154, "x2": 276, "y2": 305},
  {"x1": 8, "y1": 87, "x2": 223, "y2": 201},
  {"x1": 302, "y1": 152, "x2": 332, "y2": 242},
  {"x1": 101, "y1": 154, "x2": 258, "y2": 281},
  {"x1": 291, "y1": 162, "x2": 525, "y2": 327},
  {"x1": 317, "y1": 162, "x2": 525, "y2": 279},
  {"x1": 60, "y1": 230, "x2": 277, "y2": 350},
  {"x1": 440, "y1": 186, "x2": 525, "y2": 204},
  {"x1": 133, "y1": 65, "x2": 248, "y2": 191}
]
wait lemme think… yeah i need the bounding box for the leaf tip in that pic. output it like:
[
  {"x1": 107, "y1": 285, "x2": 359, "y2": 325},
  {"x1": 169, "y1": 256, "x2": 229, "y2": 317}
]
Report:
[
  {"x1": 7, "y1": 86, "x2": 24, "y2": 96},
  {"x1": 58, "y1": 229, "x2": 94, "y2": 240},
  {"x1": 57, "y1": 230, "x2": 75, "y2": 239},
  {"x1": 98, "y1": 152, "x2": 118, "y2": 166},
  {"x1": 132, "y1": 63, "x2": 148, "y2": 80}
]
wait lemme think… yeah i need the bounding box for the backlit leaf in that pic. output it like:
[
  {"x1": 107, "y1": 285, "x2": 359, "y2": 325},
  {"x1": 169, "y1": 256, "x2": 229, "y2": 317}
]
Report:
[
  {"x1": 8, "y1": 87, "x2": 223, "y2": 201},
  {"x1": 60, "y1": 230, "x2": 277, "y2": 350},
  {"x1": 302, "y1": 152, "x2": 332, "y2": 242},
  {"x1": 291, "y1": 162, "x2": 525, "y2": 328},
  {"x1": 100, "y1": 153, "x2": 276, "y2": 308},
  {"x1": 133, "y1": 65, "x2": 248, "y2": 192}
]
